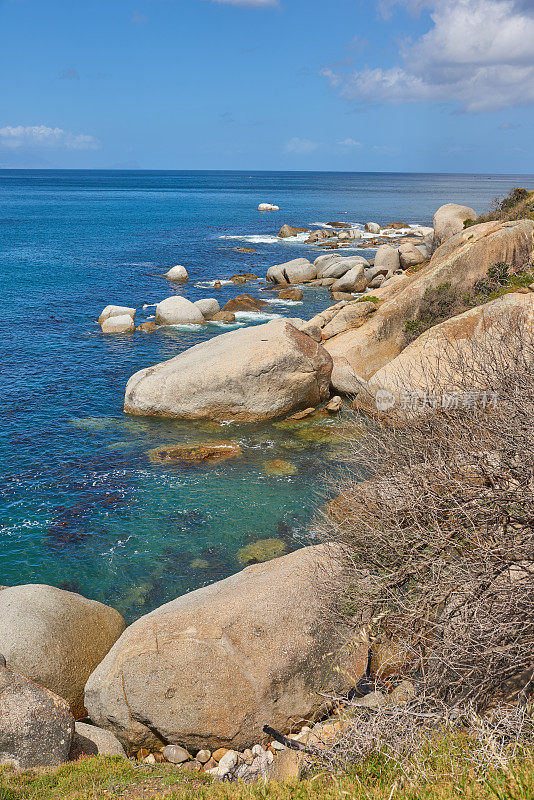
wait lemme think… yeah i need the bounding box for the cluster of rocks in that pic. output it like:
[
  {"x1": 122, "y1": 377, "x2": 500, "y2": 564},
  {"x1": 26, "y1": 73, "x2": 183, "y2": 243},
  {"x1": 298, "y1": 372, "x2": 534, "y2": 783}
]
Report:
[
  {"x1": 266, "y1": 237, "x2": 434, "y2": 300},
  {"x1": 277, "y1": 220, "x2": 433, "y2": 251}
]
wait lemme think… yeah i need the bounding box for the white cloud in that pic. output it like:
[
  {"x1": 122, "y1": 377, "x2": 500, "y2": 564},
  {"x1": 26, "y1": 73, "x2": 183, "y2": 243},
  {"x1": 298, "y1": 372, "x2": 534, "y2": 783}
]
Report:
[
  {"x1": 284, "y1": 137, "x2": 320, "y2": 154},
  {"x1": 0, "y1": 125, "x2": 99, "y2": 150},
  {"x1": 326, "y1": 0, "x2": 534, "y2": 112},
  {"x1": 337, "y1": 137, "x2": 362, "y2": 147}
]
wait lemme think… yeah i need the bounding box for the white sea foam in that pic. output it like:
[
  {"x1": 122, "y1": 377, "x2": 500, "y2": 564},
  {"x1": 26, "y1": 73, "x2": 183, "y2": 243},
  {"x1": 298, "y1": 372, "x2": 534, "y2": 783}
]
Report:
[
  {"x1": 219, "y1": 234, "x2": 280, "y2": 244},
  {"x1": 233, "y1": 310, "x2": 282, "y2": 322},
  {"x1": 264, "y1": 298, "x2": 303, "y2": 306},
  {"x1": 142, "y1": 303, "x2": 157, "y2": 309},
  {"x1": 164, "y1": 323, "x2": 205, "y2": 331},
  {"x1": 195, "y1": 279, "x2": 234, "y2": 288}
]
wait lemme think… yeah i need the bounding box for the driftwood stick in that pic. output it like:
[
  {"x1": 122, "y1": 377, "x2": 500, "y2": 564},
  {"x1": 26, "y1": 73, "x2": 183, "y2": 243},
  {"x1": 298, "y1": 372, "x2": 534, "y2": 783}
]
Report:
[{"x1": 262, "y1": 725, "x2": 323, "y2": 756}]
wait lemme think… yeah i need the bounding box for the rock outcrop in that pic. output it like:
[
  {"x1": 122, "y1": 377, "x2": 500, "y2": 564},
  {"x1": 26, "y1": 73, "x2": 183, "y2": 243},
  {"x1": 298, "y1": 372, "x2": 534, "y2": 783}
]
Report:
[
  {"x1": 85, "y1": 545, "x2": 368, "y2": 752},
  {"x1": 324, "y1": 219, "x2": 534, "y2": 379},
  {"x1": 124, "y1": 319, "x2": 333, "y2": 421},
  {"x1": 368, "y1": 292, "x2": 534, "y2": 400},
  {"x1": 0, "y1": 666, "x2": 74, "y2": 770},
  {"x1": 155, "y1": 296, "x2": 205, "y2": 325},
  {"x1": 258, "y1": 203, "x2": 279, "y2": 211},
  {"x1": 433, "y1": 203, "x2": 477, "y2": 247},
  {"x1": 0, "y1": 584, "x2": 126, "y2": 717},
  {"x1": 220, "y1": 294, "x2": 267, "y2": 313}
]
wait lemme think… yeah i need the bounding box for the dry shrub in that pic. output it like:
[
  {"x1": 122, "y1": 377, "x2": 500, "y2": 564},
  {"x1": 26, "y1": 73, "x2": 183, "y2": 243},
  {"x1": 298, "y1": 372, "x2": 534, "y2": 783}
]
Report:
[{"x1": 318, "y1": 316, "x2": 534, "y2": 713}]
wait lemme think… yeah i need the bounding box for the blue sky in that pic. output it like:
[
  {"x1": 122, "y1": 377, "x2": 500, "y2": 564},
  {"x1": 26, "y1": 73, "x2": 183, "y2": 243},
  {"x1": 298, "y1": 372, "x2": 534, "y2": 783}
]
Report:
[{"x1": 1, "y1": 0, "x2": 534, "y2": 172}]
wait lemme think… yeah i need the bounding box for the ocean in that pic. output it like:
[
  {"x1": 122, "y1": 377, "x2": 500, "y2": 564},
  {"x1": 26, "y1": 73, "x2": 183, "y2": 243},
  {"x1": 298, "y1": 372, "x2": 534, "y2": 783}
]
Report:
[{"x1": 1, "y1": 169, "x2": 531, "y2": 621}]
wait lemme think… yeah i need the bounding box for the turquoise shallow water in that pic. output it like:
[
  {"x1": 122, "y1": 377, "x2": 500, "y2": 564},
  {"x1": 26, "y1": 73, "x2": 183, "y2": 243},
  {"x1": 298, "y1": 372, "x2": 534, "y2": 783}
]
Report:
[{"x1": 1, "y1": 170, "x2": 532, "y2": 621}]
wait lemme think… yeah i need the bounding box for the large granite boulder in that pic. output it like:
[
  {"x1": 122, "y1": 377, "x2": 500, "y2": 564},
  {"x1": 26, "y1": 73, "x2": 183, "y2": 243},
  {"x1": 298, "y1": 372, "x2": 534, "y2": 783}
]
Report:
[
  {"x1": 433, "y1": 203, "x2": 477, "y2": 248},
  {"x1": 267, "y1": 258, "x2": 316, "y2": 285},
  {"x1": 0, "y1": 585, "x2": 126, "y2": 718},
  {"x1": 331, "y1": 264, "x2": 367, "y2": 294},
  {"x1": 155, "y1": 296, "x2": 205, "y2": 325},
  {"x1": 324, "y1": 219, "x2": 534, "y2": 379},
  {"x1": 368, "y1": 292, "x2": 534, "y2": 401},
  {"x1": 164, "y1": 265, "x2": 189, "y2": 282},
  {"x1": 0, "y1": 666, "x2": 74, "y2": 770},
  {"x1": 124, "y1": 319, "x2": 333, "y2": 421},
  {"x1": 85, "y1": 545, "x2": 368, "y2": 752},
  {"x1": 194, "y1": 298, "x2": 220, "y2": 319}
]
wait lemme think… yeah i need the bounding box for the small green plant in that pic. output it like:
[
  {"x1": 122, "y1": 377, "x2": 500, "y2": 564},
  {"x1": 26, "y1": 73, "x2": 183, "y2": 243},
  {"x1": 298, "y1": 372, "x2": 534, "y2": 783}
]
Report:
[
  {"x1": 463, "y1": 218, "x2": 477, "y2": 229},
  {"x1": 487, "y1": 261, "x2": 510, "y2": 285},
  {"x1": 404, "y1": 282, "x2": 459, "y2": 341},
  {"x1": 357, "y1": 295, "x2": 380, "y2": 304}
]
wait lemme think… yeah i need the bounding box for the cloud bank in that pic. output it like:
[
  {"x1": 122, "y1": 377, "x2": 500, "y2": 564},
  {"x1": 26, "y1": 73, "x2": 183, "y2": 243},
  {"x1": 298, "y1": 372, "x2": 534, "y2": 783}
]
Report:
[
  {"x1": 324, "y1": 0, "x2": 534, "y2": 112},
  {"x1": 0, "y1": 125, "x2": 99, "y2": 150}
]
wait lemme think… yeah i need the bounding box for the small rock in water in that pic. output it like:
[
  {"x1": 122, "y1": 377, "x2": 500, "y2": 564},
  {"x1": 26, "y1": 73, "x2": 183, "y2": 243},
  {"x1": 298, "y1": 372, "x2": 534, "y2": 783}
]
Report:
[
  {"x1": 137, "y1": 320, "x2": 157, "y2": 333},
  {"x1": 162, "y1": 744, "x2": 191, "y2": 764},
  {"x1": 210, "y1": 311, "x2": 236, "y2": 323},
  {"x1": 326, "y1": 396, "x2": 342, "y2": 413},
  {"x1": 258, "y1": 203, "x2": 279, "y2": 211},
  {"x1": 164, "y1": 265, "x2": 189, "y2": 282},
  {"x1": 278, "y1": 288, "x2": 303, "y2": 301},
  {"x1": 286, "y1": 407, "x2": 315, "y2": 420}
]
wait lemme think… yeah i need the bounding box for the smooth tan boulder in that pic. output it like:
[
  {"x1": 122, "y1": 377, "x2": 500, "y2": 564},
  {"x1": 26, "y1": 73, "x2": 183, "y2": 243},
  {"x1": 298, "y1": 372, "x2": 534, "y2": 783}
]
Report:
[
  {"x1": 368, "y1": 292, "x2": 534, "y2": 400},
  {"x1": 324, "y1": 219, "x2": 534, "y2": 380},
  {"x1": 278, "y1": 225, "x2": 308, "y2": 238},
  {"x1": 124, "y1": 319, "x2": 333, "y2": 421},
  {"x1": 331, "y1": 264, "x2": 367, "y2": 294},
  {"x1": 84, "y1": 545, "x2": 368, "y2": 752},
  {"x1": 155, "y1": 296, "x2": 205, "y2": 325},
  {"x1": 194, "y1": 298, "x2": 220, "y2": 319},
  {"x1": 398, "y1": 242, "x2": 426, "y2": 269},
  {"x1": 98, "y1": 305, "x2": 136, "y2": 325},
  {"x1": 101, "y1": 314, "x2": 135, "y2": 333},
  {"x1": 0, "y1": 585, "x2": 126, "y2": 718},
  {"x1": 164, "y1": 265, "x2": 189, "y2": 282},
  {"x1": 70, "y1": 722, "x2": 126, "y2": 760},
  {"x1": 433, "y1": 203, "x2": 477, "y2": 247}
]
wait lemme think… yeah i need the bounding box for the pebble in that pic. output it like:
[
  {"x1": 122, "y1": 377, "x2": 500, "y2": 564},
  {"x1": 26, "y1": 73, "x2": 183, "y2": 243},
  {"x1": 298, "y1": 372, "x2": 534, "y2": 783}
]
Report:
[
  {"x1": 180, "y1": 759, "x2": 202, "y2": 771},
  {"x1": 196, "y1": 749, "x2": 211, "y2": 764},
  {"x1": 162, "y1": 744, "x2": 191, "y2": 764},
  {"x1": 144, "y1": 754, "x2": 156, "y2": 765},
  {"x1": 213, "y1": 747, "x2": 228, "y2": 763},
  {"x1": 271, "y1": 740, "x2": 286, "y2": 751},
  {"x1": 251, "y1": 744, "x2": 265, "y2": 757},
  {"x1": 326, "y1": 396, "x2": 343, "y2": 412},
  {"x1": 243, "y1": 748, "x2": 254, "y2": 765},
  {"x1": 218, "y1": 749, "x2": 239, "y2": 773}
]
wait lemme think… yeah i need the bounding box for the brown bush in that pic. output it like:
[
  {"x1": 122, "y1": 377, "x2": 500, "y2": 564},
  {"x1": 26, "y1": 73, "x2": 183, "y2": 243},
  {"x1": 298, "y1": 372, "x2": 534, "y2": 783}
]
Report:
[{"x1": 318, "y1": 317, "x2": 534, "y2": 713}]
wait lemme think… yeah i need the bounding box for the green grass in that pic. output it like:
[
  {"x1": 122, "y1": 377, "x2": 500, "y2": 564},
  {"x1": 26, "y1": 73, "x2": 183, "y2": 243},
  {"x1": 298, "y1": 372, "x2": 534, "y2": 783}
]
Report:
[
  {"x1": 1, "y1": 737, "x2": 533, "y2": 800},
  {"x1": 356, "y1": 295, "x2": 381, "y2": 305}
]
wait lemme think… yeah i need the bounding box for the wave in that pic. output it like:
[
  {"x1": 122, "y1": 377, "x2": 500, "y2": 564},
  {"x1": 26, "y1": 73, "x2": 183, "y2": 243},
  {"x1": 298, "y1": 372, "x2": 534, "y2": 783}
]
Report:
[
  {"x1": 219, "y1": 234, "x2": 280, "y2": 244},
  {"x1": 264, "y1": 298, "x2": 303, "y2": 306},
  {"x1": 233, "y1": 310, "x2": 282, "y2": 322},
  {"x1": 195, "y1": 279, "x2": 234, "y2": 288}
]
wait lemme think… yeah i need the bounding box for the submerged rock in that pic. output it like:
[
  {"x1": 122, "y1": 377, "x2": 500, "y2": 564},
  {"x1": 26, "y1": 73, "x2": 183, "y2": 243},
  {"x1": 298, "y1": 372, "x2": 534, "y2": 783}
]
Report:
[
  {"x1": 137, "y1": 320, "x2": 157, "y2": 332},
  {"x1": 85, "y1": 545, "x2": 367, "y2": 751},
  {"x1": 237, "y1": 538, "x2": 288, "y2": 564},
  {"x1": 211, "y1": 310, "x2": 236, "y2": 323},
  {"x1": 124, "y1": 319, "x2": 333, "y2": 421},
  {"x1": 148, "y1": 441, "x2": 243, "y2": 466},
  {"x1": 0, "y1": 666, "x2": 74, "y2": 770},
  {"x1": 0, "y1": 584, "x2": 126, "y2": 717},
  {"x1": 278, "y1": 287, "x2": 303, "y2": 301},
  {"x1": 262, "y1": 459, "x2": 297, "y2": 476}
]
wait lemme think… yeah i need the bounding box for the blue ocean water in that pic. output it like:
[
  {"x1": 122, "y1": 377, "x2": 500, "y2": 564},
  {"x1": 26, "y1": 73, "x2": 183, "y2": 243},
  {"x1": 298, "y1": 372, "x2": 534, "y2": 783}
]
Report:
[{"x1": 1, "y1": 170, "x2": 531, "y2": 621}]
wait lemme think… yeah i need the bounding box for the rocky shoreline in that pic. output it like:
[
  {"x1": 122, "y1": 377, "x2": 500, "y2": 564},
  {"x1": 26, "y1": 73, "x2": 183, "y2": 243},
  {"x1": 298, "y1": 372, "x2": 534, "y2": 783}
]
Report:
[{"x1": 2, "y1": 199, "x2": 534, "y2": 780}]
